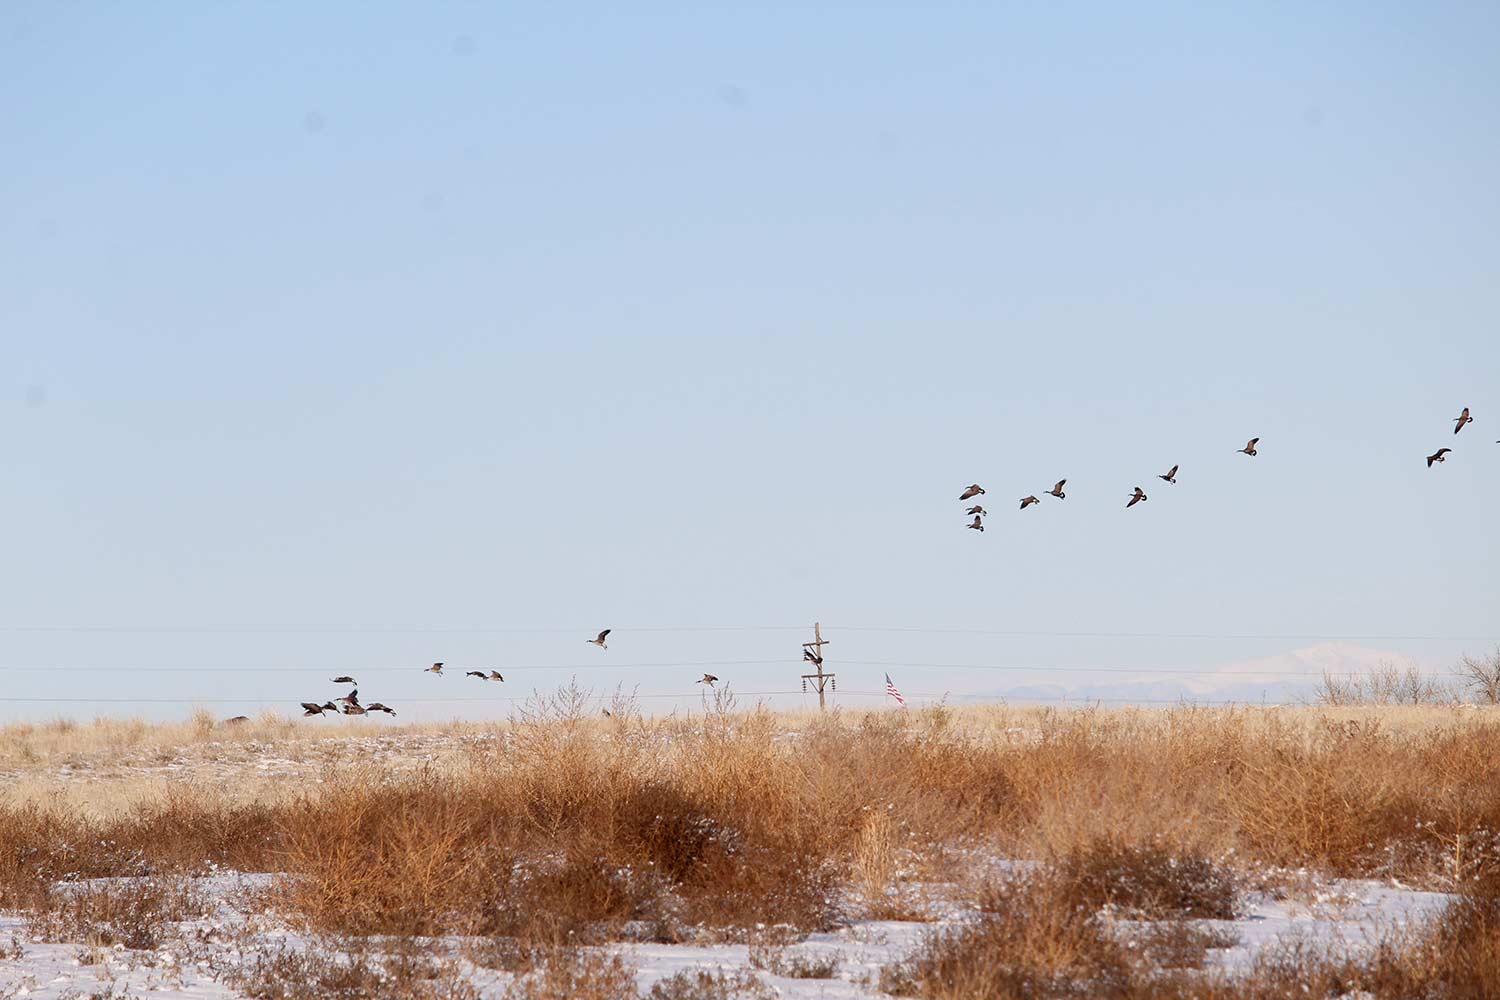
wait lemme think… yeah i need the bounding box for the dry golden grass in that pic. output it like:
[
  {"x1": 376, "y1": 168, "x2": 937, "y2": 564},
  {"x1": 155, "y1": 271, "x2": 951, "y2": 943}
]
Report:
[
  {"x1": 218, "y1": 934, "x2": 485, "y2": 1000},
  {"x1": 1053, "y1": 838, "x2": 1239, "y2": 919},
  {"x1": 883, "y1": 866, "x2": 1500, "y2": 1000},
  {"x1": 644, "y1": 967, "x2": 775, "y2": 999},
  {"x1": 3, "y1": 699, "x2": 1500, "y2": 966},
  {"x1": 501, "y1": 950, "x2": 640, "y2": 1000},
  {"x1": 0, "y1": 701, "x2": 1482, "y2": 771},
  {"x1": 23, "y1": 875, "x2": 210, "y2": 951}
]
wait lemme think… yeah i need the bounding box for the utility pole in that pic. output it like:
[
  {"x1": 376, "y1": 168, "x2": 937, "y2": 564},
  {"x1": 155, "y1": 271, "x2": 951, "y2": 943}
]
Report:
[{"x1": 800, "y1": 622, "x2": 835, "y2": 711}]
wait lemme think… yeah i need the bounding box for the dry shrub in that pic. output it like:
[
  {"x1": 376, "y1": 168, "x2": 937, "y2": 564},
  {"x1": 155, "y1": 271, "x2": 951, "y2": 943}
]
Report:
[
  {"x1": 747, "y1": 924, "x2": 840, "y2": 978},
  {"x1": 0, "y1": 789, "x2": 283, "y2": 908},
  {"x1": 1226, "y1": 717, "x2": 1500, "y2": 879},
  {"x1": 24, "y1": 876, "x2": 208, "y2": 951},
  {"x1": 1315, "y1": 872, "x2": 1500, "y2": 1000},
  {"x1": 1126, "y1": 921, "x2": 1239, "y2": 972},
  {"x1": 881, "y1": 858, "x2": 1249, "y2": 1000},
  {"x1": 482, "y1": 853, "x2": 664, "y2": 945},
  {"x1": 111, "y1": 786, "x2": 284, "y2": 872},
  {"x1": 9, "y1": 699, "x2": 1500, "y2": 959},
  {"x1": 852, "y1": 807, "x2": 904, "y2": 916},
  {"x1": 1154, "y1": 881, "x2": 1500, "y2": 1000},
  {"x1": 226, "y1": 936, "x2": 481, "y2": 1000},
  {"x1": 1122, "y1": 877, "x2": 1500, "y2": 999},
  {"x1": 880, "y1": 873, "x2": 1140, "y2": 999},
  {"x1": 272, "y1": 771, "x2": 513, "y2": 937},
  {"x1": 645, "y1": 968, "x2": 775, "y2": 1000},
  {"x1": 270, "y1": 758, "x2": 838, "y2": 942},
  {"x1": 797, "y1": 709, "x2": 1023, "y2": 847},
  {"x1": 189, "y1": 707, "x2": 217, "y2": 741},
  {"x1": 601, "y1": 778, "x2": 840, "y2": 934},
  {"x1": 1054, "y1": 838, "x2": 1238, "y2": 919},
  {"x1": 0, "y1": 804, "x2": 87, "y2": 907},
  {"x1": 1401, "y1": 875, "x2": 1500, "y2": 995},
  {"x1": 502, "y1": 947, "x2": 638, "y2": 1000}
]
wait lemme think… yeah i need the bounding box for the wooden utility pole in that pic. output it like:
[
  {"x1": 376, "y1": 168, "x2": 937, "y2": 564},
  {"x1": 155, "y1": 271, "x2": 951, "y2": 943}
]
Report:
[{"x1": 800, "y1": 622, "x2": 835, "y2": 711}]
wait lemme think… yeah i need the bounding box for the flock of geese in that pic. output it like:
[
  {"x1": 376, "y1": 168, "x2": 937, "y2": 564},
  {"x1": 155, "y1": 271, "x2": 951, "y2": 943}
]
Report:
[
  {"x1": 959, "y1": 439, "x2": 1253, "y2": 530},
  {"x1": 1427, "y1": 407, "x2": 1483, "y2": 466},
  {"x1": 300, "y1": 676, "x2": 398, "y2": 717},
  {"x1": 286, "y1": 408, "x2": 1483, "y2": 720},
  {"x1": 295, "y1": 630, "x2": 723, "y2": 718},
  {"x1": 959, "y1": 408, "x2": 1486, "y2": 532}
]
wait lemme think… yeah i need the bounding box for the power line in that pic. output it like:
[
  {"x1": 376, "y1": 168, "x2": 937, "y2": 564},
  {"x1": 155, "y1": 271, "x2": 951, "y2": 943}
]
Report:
[
  {"x1": 0, "y1": 624, "x2": 1491, "y2": 642},
  {"x1": 0, "y1": 691, "x2": 1301, "y2": 706},
  {"x1": 0, "y1": 625, "x2": 810, "y2": 635},
  {"x1": 840, "y1": 660, "x2": 1476, "y2": 678},
  {"x1": 0, "y1": 659, "x2": 787, "y2": 674},
  {"x1": 0, "y1": 691, "x2": 819, "y2": 705},
  {"x1": 832, "y1": 627, "x2": 1500, "y2": 642},
  {"x1": 0, "y1": 660, "x2": 1476, "y2": 678}
]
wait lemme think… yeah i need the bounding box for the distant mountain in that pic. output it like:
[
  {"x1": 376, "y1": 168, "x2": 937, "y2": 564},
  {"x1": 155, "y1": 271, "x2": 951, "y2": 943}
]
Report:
[{"x1": 975, "y1": 643, "x2": 1429, "y2": 706}]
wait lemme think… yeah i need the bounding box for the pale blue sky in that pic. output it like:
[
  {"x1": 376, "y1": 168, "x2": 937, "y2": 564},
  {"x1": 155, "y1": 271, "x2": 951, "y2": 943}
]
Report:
[{"x1": 2, "y1": 3, "x2": 1497, "y2": 720}]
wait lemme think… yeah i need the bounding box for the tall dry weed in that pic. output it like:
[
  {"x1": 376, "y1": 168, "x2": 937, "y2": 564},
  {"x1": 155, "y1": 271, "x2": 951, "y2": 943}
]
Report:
[{"x1": 5, "y1": 700, "x2": 1500, "y2": 952}]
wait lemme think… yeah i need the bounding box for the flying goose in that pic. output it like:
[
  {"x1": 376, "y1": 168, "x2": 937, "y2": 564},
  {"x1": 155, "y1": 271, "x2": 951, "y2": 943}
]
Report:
[
  {"x1": 967, "y1": 514, "x2": 985, "y2": 531},
  {"x1": 366, "y1": 703, "x2": 396, "y2": 716},
  {"x1": 1427, "y1": 448, "x2": 1451, "y2": 468},
  {"x1": 222, "y1": 716, "x2": 250, "y2": 725},
  {"x1": 1127, "y1": 487, "x2": 1148, "y2": 508},
  {"x1": 425, "y1": 662, "x2": 444, "y2": 675},
  {"x1": 1237, "y1": 438, "x2": 1259, "y2": 457},
  {"x1": 300, "y1": 701, "x2": 338, "y2": 717},
  {"x1": 588, "y1": 629, "x2": 611, "y2": 649},
  {"x1": 699, "y1": 673, "x2": 719, "y2": 686},
  {"x1": 1019, "y1": 496, "x2": 1040, "y2": 509},
  {"x1": 330, "y1": 676, "x2": 356, "y2": 684},
  {"x1": 465, "y1": 671, "x2": 487, "y2": 679},
  {"x1": 342, "y1": 703, "x2": 367, "y2": 716},
  {"x1": 1158, "y1": 465, "x2": 1178, "y2": 484},
  {"x1": 959, "y1": 484, "x2": 985, "y2": 501},
  {"x1": 336, "y1": 689, "x2": 360, "y2": 708},
  {"x1": 1454, "y1": 407, "x2": 1473, "y2": 434},
  {"x1": 803, "y1": 648, "x2": 822, "y2": 666},
  {"x1": 1046, "y1": 480, "x2": 1066, "y2": 499},
  {"x1": 487, "y1": 670, "x2": 505, "y2": 682},
  {"x1": 965, "y1": 505, "x2": 987, "y2": 516}
]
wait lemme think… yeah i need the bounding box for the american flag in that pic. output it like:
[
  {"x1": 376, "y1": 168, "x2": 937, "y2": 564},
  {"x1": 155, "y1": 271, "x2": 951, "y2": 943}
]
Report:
[{"x1": 885, "y1": 673, "x2": 907, "y2": 708}]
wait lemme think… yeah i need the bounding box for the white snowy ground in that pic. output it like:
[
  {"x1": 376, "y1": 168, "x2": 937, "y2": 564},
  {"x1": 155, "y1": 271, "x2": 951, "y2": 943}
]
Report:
[{"x1": 0, "y1": 872, "x2": 1453, "y2": 999}]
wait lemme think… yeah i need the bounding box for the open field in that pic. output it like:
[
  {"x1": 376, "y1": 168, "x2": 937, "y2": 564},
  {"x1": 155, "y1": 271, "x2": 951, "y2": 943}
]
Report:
[{"x1": 2, "y1": 698, "x2": 1499, "y2": 997}]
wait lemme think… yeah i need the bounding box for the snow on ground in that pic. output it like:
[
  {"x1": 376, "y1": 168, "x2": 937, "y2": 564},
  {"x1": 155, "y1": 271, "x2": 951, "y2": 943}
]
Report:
[
  {"x1": 0, "y1": 732, "x2": 500, "y2": 792},
  {"x1": 1203, "y1": 880, "x2": 1451, "y2": 973},
  {"x1": 0, "y1": 871, "x2": 1453, "y2": 998},
  {"x1": 0, "y1": 910, "x2": 233, "y2": 999}
]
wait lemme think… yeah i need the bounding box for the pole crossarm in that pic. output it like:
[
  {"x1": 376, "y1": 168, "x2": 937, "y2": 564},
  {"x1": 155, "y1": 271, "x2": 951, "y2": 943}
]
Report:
[{"x1": 802, "y1": 622, "x2": 835, "y2": 710}]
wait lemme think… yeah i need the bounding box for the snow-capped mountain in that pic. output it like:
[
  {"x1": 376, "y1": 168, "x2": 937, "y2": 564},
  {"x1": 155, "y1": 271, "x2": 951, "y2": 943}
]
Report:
[{"x1": 981, "y1": 643, "x2": 1430, "y2": 705}]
